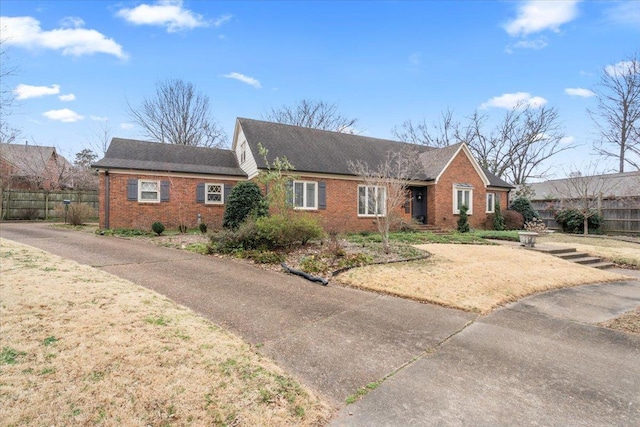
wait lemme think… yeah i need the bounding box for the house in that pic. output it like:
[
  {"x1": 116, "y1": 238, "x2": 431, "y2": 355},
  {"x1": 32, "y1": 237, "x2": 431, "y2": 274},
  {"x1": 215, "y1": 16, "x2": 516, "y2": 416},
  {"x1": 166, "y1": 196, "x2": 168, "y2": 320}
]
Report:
[
  {"x1": 92, "y1": 118, "x2": 513, "y2": 232},
  {"x1": 0, "y1": 142, "x2": 72, "y2": 190},
  {"x1": 523, "y1": 171, "x2": 640, "y2": 234}
]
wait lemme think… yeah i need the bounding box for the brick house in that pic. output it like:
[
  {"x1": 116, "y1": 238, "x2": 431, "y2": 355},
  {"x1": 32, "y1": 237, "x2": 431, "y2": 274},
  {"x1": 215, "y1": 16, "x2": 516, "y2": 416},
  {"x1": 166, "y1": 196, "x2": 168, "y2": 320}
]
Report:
[
  {"x1": 93, "y1": 118, "x2": 513, "y2": 231},
  {"x1": 0, "y1": 143, "x2": 72, "y2": 190}
]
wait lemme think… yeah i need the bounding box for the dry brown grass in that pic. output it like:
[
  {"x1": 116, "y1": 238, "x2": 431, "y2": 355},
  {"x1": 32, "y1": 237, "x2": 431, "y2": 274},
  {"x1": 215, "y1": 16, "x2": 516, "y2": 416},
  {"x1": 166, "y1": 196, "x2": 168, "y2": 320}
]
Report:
[
  {"x1": 336, "y1": 244, "x2": 632, "y2": 314},
  {"x1": 539, "y1": 234, "x2": 640, "y2": 268},
  {"x1": 600, "y1": 307, "x2": 640, "y2": 335},
  {"x1": 0, "y1": 239, "x2": 332, "y2": 426}
]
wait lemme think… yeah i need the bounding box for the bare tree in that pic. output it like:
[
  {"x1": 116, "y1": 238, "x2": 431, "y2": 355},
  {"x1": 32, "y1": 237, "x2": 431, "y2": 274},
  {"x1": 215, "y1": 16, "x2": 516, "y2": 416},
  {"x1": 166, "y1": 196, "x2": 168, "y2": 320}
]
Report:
[
  {"x1": 263, "y1": 99, "x2": 358, "y2": 133},
  {"x1": 395, "y1": 103, "x2": 571, "y2": 185},
  {"x1": 590, "y1": 52, "x2": 640, "y2": 172},
  {"x1": 392, "y1": 108, "x2": 461, "y2": 147},
  {"x1": 348, "y1": 149, "x2": 421, "y2": 253},
  {"x1": 550, "y1": 163, "x2": 618, "y2": 235},
  {"x1": 127, "y1": 78, "x2": 227, "y2": 148},
  {"x1": 0, "y1": 37, "x2": 20, "y2": 144},
  {"x1": 71, "y1": 148, "x2": 99, "y2": 190},
  {"x1": 84, "y1": 120, "x2": 112, "y2": 157}
]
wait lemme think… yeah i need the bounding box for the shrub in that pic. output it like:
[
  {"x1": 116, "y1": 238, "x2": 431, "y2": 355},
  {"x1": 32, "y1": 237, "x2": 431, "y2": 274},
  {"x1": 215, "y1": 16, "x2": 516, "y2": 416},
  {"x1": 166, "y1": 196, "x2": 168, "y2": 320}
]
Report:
[
  {"x1": 152, "y1": 221, "x2": 165, "y2": 235},
  {"x1": 510, "y1": 197, "x2": 539, "y2": 223},
  {"x1": 503, "y1": 210, "x2": 525, "y2": 230},
  {"x1": 223, "y1": 182, "x2": 268, "y2": 230},
  {"x1": 243, "y1": 250, "x2": 285, "y2": 264},
  {"x1": 210, "y1": 220, "x2": 262, "y2": 253},
  {"x1": 255, "y1": 214, "x2": 325, "y2": 248},
  {"x1": 199, "y1": 222, "x2": 208, "y2": 234},
  {"x1": 493, "y1": 201, "x2": 505, "y2": 231},
  {"x1": 457, "y1": 205, "x2": 470, "y2": 233},
  {"x1": 300, "y1": 255, "x2": 329, "y2": 274},
  {"x1": 554, "y1": 209, "x2": 603, "y2": 234},
  {"x1": 54, "y1": 202, "x2": 96, "y2": 226},
  {"x1": 336, "y1": 253, "x2": 373, "y2": 270},
  {"x1": 524, "y1": 218, "x2": 547, "y2": 233}
]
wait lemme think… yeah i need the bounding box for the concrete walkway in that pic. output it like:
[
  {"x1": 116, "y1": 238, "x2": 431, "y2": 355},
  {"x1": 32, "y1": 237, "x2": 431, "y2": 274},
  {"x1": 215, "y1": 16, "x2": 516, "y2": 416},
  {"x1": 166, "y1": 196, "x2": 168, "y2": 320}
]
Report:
[{"x1": 2, "y1": 222, "x2": 639, "y2": 426}]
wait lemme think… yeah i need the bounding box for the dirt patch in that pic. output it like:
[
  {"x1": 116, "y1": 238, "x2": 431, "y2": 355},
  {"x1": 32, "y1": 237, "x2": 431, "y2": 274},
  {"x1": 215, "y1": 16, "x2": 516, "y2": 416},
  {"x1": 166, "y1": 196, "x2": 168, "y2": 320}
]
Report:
[
  {"x1": 0, "y1": 238, "x2": 332, "y2": 426},
  {"x1": 336, "y1": 244, "x2": 632, "y2": 314},
  {"x1": 600, "y1": 307, "x2": 640, "y2": 335}
]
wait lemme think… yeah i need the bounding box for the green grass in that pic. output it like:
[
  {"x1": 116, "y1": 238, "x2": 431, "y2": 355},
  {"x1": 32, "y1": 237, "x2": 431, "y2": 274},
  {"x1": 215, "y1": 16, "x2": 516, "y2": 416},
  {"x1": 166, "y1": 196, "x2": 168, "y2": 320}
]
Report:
[
  {"x1": 472, "y1": 230, "x2": 520, "y2": 241},
  {"x1": 345, "y1": 381, "x2": 382, "y2": 404},
  {"x1": 0, "y1": 347, "x2": 26, "y2": 365},
  {"x1": 347, "y1": 231, "x2": 490, "y2": 246}
]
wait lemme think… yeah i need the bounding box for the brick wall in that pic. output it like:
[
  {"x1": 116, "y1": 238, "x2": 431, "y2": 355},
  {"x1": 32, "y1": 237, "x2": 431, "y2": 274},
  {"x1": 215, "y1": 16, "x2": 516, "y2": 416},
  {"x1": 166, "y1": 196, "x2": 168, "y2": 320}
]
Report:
[
  {"x1": 428, "y1": 150, "x2": 510, "y2": 230},
  {"x1": 100, "y1": 173, "x2": 241, "y2": 230}
]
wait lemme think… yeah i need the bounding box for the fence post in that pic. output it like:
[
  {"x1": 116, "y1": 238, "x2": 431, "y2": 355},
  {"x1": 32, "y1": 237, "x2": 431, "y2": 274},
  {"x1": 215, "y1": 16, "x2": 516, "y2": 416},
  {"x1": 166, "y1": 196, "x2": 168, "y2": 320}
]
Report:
[{"x1": 45, "y1": 192, "x2": 49, "y2": 220}]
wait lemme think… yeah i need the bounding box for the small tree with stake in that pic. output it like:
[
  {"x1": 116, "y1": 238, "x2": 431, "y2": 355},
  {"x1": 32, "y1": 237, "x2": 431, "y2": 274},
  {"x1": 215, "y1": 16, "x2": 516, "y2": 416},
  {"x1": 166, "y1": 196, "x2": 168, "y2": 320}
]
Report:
[{"x1": 457, "y1": 205, "x2": 470, "y2": 233}]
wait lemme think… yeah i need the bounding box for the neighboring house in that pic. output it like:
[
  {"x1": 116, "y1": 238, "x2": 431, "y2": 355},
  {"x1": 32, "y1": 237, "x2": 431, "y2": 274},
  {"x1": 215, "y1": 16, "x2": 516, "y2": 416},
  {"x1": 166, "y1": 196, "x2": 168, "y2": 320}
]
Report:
[
  {"x1": 92, "y1": 118, "x2": 513, "y2": 232},
  {"x1": 0, "y1": 143, "x2": 72, "y2": 190},
  {"x1": 524, "y1": 171, "x2": 640, "y2": 234}
]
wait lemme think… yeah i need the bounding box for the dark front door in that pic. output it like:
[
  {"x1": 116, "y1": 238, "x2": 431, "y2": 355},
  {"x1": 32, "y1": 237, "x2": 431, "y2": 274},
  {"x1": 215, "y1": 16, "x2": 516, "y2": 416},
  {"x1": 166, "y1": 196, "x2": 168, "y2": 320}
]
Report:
[{"x1": 411, "y1": 187, "x2": 426, "y2": 224}]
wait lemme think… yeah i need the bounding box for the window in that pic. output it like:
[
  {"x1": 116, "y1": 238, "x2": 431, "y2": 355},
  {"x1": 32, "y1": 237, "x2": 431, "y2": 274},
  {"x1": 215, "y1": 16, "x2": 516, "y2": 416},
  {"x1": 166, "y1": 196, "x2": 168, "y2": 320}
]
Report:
[
  {"x1": 293, "y1": 181, "x2": 317, "y2": 209},
  {"x1": 139, "y1": 180, "x2": 160, "y2": 202},
  {"x1": 486, "y1": 193, "x2": 495, "y2": 213},
  {"x1": 240, "y1": 141, "x2": 246, "y2": 164},
  {"x1": 205, "y1": 183, "x2": 224, "y2": 204},
  {"x1": 358, "y1": 185, "x2": 386, "y2": 216},
  {"x1": 453, "y1": 185, "x2": 473, "y2": 215}
]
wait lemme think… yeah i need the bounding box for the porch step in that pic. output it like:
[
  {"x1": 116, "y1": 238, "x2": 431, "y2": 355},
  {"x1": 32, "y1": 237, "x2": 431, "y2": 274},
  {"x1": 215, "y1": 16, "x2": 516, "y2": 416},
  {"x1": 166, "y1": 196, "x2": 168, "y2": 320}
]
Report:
[
  {"x1": 526, "y1": 245, "x2": 615, "y2": 269},
  {"x1": 413, "y1": 224, "x2": 445, "y2": 234}
]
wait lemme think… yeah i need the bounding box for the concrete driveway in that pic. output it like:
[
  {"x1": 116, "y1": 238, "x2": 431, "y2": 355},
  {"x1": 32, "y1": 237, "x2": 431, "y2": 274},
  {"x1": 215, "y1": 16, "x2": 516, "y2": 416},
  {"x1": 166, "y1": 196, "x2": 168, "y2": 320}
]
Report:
[{"x1": 2, "y1": 222, "x2": 639, "y2": 426}]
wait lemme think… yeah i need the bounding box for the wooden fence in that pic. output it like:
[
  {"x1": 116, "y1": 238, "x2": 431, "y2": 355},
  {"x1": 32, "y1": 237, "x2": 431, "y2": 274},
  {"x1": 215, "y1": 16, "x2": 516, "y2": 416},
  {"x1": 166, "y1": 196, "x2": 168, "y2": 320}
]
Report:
[
  {"x1": 531, "y1": 197, "x2": 640, "y2": 235},
  {"x1": 0, "y1": 189, "x2": 99, "y2": 221}
]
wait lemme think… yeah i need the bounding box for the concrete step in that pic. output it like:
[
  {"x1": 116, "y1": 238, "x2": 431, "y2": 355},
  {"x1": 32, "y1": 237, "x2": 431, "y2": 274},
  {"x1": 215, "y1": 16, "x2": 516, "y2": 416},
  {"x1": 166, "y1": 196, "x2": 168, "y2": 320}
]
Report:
[
  {"x1": 588, "y1": 261, "x2": 616, "y2": 269},
  {"x1": 533, "y1": 247, "x2": 577, "y2": 255},
  {"x1": 556, "y1": 251, "x2": 590, "y2": 260},
  {"x1": 571, "y1": 256, "x2": 606, "y2": 265}
]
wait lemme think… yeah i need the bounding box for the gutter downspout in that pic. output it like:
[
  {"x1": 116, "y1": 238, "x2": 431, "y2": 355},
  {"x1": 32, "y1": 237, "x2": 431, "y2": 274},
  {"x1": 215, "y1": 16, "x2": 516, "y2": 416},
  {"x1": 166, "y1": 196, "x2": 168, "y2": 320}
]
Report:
[{"x1": 104, "y1": 170, "x2": 110, "y2": 229}]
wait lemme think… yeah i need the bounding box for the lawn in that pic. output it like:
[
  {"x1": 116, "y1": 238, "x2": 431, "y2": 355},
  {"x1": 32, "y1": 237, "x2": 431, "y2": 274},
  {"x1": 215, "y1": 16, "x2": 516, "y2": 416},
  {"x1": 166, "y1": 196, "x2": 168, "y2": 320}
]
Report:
[
  {"x1": 336, "y1": 243, "x2": 632, "y2": 313},
  {"x1": 0, "y1": 238, "x2": 331, "y2": 426}
]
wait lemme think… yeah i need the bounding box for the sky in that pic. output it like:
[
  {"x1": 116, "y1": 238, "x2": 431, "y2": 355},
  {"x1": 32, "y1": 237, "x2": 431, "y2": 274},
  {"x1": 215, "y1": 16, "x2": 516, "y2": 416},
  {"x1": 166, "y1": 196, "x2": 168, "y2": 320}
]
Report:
[{"x1": 1, "y1": 0, "x2": 638, "y2": 179}]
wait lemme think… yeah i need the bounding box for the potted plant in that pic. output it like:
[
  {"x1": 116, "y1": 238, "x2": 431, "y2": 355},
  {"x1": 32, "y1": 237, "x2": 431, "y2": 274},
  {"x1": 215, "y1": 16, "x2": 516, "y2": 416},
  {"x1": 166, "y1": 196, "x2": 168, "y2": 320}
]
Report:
[{"x1": 518, "y1": 218, "x2": 547, "y2": 247}]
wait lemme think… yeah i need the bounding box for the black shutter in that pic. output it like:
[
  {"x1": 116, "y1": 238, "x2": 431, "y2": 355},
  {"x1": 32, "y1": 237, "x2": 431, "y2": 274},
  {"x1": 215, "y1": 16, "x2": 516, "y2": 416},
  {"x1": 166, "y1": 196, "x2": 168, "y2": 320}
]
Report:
[
  {"x1": 224, "y1": 183, "x2": 232, "y2": 204},
  {"x1": 127, "y1": 179, "x2": 137, "y2": 201},
  {"x1": 196, "y1": 183, "x2": 205, "y2": 203},
  {"x1": 160, "y1": 181, "x2": 170, "y2": 202},
  {"x1": 405, "y1": 190, "x2": 411, "y2": 214},
  {"x1": 318, "y1": 182, "x2": 326, "y2": 210}
]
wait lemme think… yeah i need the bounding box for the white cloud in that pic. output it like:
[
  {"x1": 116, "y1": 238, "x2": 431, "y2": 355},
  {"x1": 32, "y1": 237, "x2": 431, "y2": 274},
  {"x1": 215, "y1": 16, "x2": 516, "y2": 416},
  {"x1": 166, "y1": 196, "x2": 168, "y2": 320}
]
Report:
[
  {"x1": 90, "y1": 115, "x2": 108, "y2": 121},
  {"x1": 14, "y1": 83, "x2": 60, "y2": 100},
  {"x1": 120, "y1": 123, "x2": 134, "y2": 130},
  {"x1": 564, "y1": 87, "x2": 595, "y2": 98},
  {"x1": 43, "y1": 108, "x2": 84, "y2": 122},
  {"x1": 222, "y1": 72, "x2": 262, "y2": 89},
  {"x1": 59, "y1": 93, "x2": 76, "y2": 101},
  {"x1": 480, "y1": 92, "x2": 547, "y2": 109},
  {"x1": 605, "y1": 60, "x2": 639, "y2": 77},
  {"x1": 0, "y1": 16, "x2": 127, "y2": 59},
  {"x1": 560, "y1": 136, "x2": 575, "y2": 144},
  {"x1": 59, "y1": 16, "x2": 85, "y2": 28},
  {"x1": 505, "y1": 37, "x2": 548, "y2": 53},
  {"x1": 605, "y1": 1, "x2": 640, "y2": 26},
  {"x1": 117, "y1": 0, "x2": 207, "y2": 33},
  {"x1": 503, "y1": 0, "x2": 580, "y2": 37},
  {"x1": 213, "y1": 14, "x2": 233, "y2": 27}
]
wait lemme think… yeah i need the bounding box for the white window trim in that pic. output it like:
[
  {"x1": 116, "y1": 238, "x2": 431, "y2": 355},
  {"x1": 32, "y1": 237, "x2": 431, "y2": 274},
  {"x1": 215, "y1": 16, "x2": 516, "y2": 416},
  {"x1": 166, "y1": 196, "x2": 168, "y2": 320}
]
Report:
[
  {"x1": 205, "y1": 183, "x2": 224, "y2": 205},
  {"x1": 358, "y1": 185, "x2": 387, "y2": 217},
  {"x1": 293, "y1": 180, "x2": 318, "y2": 210},
  {"x1": 138, "y1": 179, "x2": 160, "y2": 203},
  {"x1": 453, "y1": 185, "x2": 473, "y2": 215},
  {"x1": 486, "y1": 193, "x2": 495, "y2": 213}
]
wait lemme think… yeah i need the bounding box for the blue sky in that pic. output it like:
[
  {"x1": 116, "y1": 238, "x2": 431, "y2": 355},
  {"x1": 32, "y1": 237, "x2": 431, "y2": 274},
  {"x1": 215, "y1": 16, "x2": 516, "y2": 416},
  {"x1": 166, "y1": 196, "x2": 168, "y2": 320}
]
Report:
[{"x1": 1, "y1": 0, "x2": 638, "y2": 178}]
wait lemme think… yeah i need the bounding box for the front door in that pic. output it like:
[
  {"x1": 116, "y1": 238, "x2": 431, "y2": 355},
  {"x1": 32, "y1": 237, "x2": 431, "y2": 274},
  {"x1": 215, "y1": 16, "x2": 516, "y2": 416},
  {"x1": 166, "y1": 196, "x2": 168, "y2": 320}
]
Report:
[{"x1": 411, "y1": 187, "x2": 426, "y2": 224}]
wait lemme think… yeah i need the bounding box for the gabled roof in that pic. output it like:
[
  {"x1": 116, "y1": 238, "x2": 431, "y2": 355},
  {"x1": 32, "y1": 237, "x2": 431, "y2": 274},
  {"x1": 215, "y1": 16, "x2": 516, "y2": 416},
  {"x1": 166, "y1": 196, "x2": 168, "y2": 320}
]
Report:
[
  {"x1": 93, "y1": 138, "x2": 246, "y2": 177},
  {"x1": 237, "y1": 118, "x2": 513, "y2": 188},
  {"x1": 525, "y1": 171, "x2": 640, "y2": 200},
  {"x1": 0, "y1": 143, "x2": 59, "y2": 175}
]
